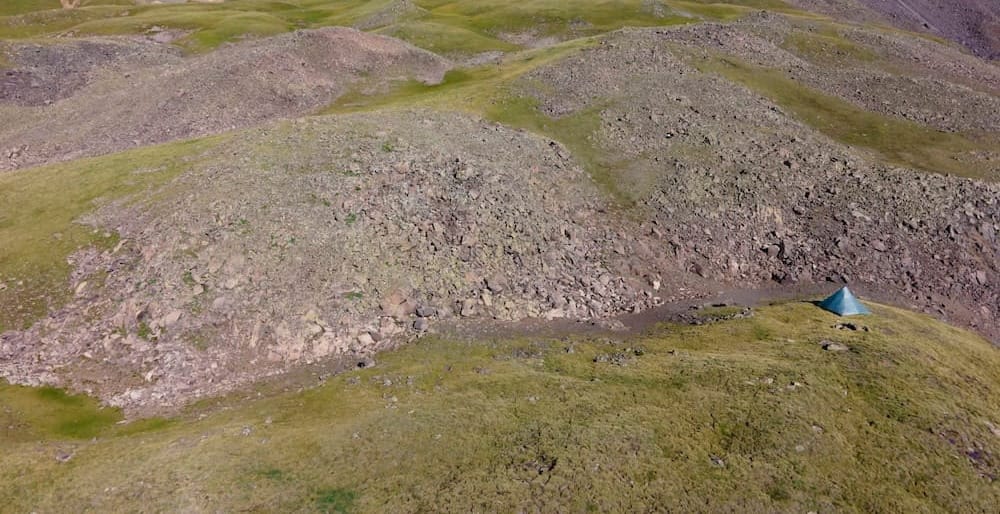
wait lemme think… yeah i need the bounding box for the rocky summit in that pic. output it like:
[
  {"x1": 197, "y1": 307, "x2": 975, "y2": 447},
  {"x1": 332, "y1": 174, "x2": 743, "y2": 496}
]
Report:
[{"x1": 0, "y1": 1, "x2": 998, "y2": 511}]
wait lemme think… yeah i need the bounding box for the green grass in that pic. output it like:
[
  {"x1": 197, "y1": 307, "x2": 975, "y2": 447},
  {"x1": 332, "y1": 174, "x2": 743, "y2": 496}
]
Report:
[
  {"x1": 782, "y1": 27, "x2": 878, "y2": 64},
  {"x1": 1, "y1": 301, "x2": 998, "y2": 511},
  {"x1": 62, "y1": 5, "x2": 293, "y2": 53},
  {"x1": 0, "y1": 1, "x2": 58, "y2": 17},
  {"x1": 483, "y1": 94, "x2": 636, "y2": 204},
  {"x1": 697, "y1": 56, "x2": 999, "y2": 180},
  {"x1": 0, "y1": 383, "x2": 121, "y2": 441},
  {"x1": 0, "y1": 135, "x2": 224, "y2": 332},
  {"x1": 0, "y1": 1, "x2": 131, "y2": 17},
  {"x1": 667, "y1": 0, "x2": 790, "y2": 20},
  {"x1": 696, "y1": 304, "x2": 745, "y2": 318},
  {"x1": 416, "y1": 0, "x2": 696, "y2": 39},
  {"x1": 316, "y1": 488, "x2": 357, "y2": 513},
  {"x1": 0, "y1": 380, "x2": 174, "y2": 442},
  {"x1": 136, "y1": 320, "x2": 154, "y2": 340},
  {"x1": 377, "y1": 20, "x2": 518, "y2": 56}
]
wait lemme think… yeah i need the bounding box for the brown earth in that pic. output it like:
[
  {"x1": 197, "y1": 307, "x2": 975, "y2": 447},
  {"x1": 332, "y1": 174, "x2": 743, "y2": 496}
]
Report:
[{"x1": 0, "y1": 27, "x2": 451, "y2": 171}]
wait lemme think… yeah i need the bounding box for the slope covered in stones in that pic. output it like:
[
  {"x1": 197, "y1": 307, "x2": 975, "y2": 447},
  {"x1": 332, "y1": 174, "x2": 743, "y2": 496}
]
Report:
[
  {"x1": 0, "y1": 27, "x2": 450, "y2": 170},
  {"x1": 505, "y1": 18, "x2": 999, "y2": 341},
  {"x1": 0, "y1": 0, "x2": 998, "y2": 416},
  {"x1": 2, "y1": 110, "x2": 705, "y2": 413},
  {"x1": 790, "y1": 0, "x2": 1000, "y2": 59}
]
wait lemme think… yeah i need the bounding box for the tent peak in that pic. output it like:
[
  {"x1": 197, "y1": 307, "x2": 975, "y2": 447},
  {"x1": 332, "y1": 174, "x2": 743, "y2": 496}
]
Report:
[{"x1": 818, "y1": 286, "x2": 870, "y2": 316}]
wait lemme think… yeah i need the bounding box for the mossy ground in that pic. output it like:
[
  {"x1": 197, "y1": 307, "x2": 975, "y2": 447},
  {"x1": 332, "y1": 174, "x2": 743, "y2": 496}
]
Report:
[{"x1": 2, "y1": 301, "x2": 998, "y2": 511}]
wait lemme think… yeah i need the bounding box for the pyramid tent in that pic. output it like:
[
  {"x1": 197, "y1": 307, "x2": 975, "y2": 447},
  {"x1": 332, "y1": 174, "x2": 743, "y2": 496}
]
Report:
[{"x1": 818, "y1": 286, "x2": 870, "y2": 316}]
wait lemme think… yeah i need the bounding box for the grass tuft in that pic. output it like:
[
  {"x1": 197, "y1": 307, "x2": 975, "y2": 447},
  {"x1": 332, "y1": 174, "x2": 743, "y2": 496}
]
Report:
[
  {"x1": 315, "y1": 488, "x2": 357, "y2": 513},
  {"x1": 782, "y1": 27, "x2": 878, "y2": 64}
]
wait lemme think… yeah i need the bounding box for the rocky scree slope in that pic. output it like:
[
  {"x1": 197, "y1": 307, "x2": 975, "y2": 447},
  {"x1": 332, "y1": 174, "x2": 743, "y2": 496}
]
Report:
[
  {"x1": 520, "y1": 24, "x2": 999, "y2": 342},
  {"x1": 0, "y1": 27, "x2": 451, "y2": 171},
  {"x1": 1, "y1": 13, "x2": 998, "y2": 413},
  {"x1": 0, "y1": 111, "x2": 706, "y2": 413},
  {"x1": 0, "y1": 37, "x2": 181, "y2": 107},
  {"x1": 789, "y1": 0, "x2": 1000, "y2": 60},
  {"x1": 713, "y1": 14, "x2": 1000, "y2": 135}
]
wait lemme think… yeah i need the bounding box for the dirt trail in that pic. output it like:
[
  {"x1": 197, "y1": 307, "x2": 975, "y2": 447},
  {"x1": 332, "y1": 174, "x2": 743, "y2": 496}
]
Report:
[{"x1": 203, "y1": 280, "x2": 948, "y2": 409}]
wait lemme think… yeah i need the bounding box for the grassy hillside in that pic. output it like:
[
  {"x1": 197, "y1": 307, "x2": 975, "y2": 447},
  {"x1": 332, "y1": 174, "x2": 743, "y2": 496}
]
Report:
[
  {"x1": 0, "y1": 1, "x2": 132, "y2": 17},
  {"x1": 2, "y1": 301, "x2": 999, "y2": 511},
  {"x1": 0, "y1": 0, "x2": 794, "y2": 52}
]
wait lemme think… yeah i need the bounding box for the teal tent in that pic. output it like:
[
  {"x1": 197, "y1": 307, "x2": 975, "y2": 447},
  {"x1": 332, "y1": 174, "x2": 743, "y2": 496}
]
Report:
[{"x1": 818, "y1": 286, "x2": 870, "y2": 316}]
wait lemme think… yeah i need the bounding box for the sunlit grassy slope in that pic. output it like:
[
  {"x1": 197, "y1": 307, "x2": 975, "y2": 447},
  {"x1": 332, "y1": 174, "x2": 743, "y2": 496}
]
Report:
[{"x1": 2, "y1": 301, "x2": 999, "y2": 511}]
